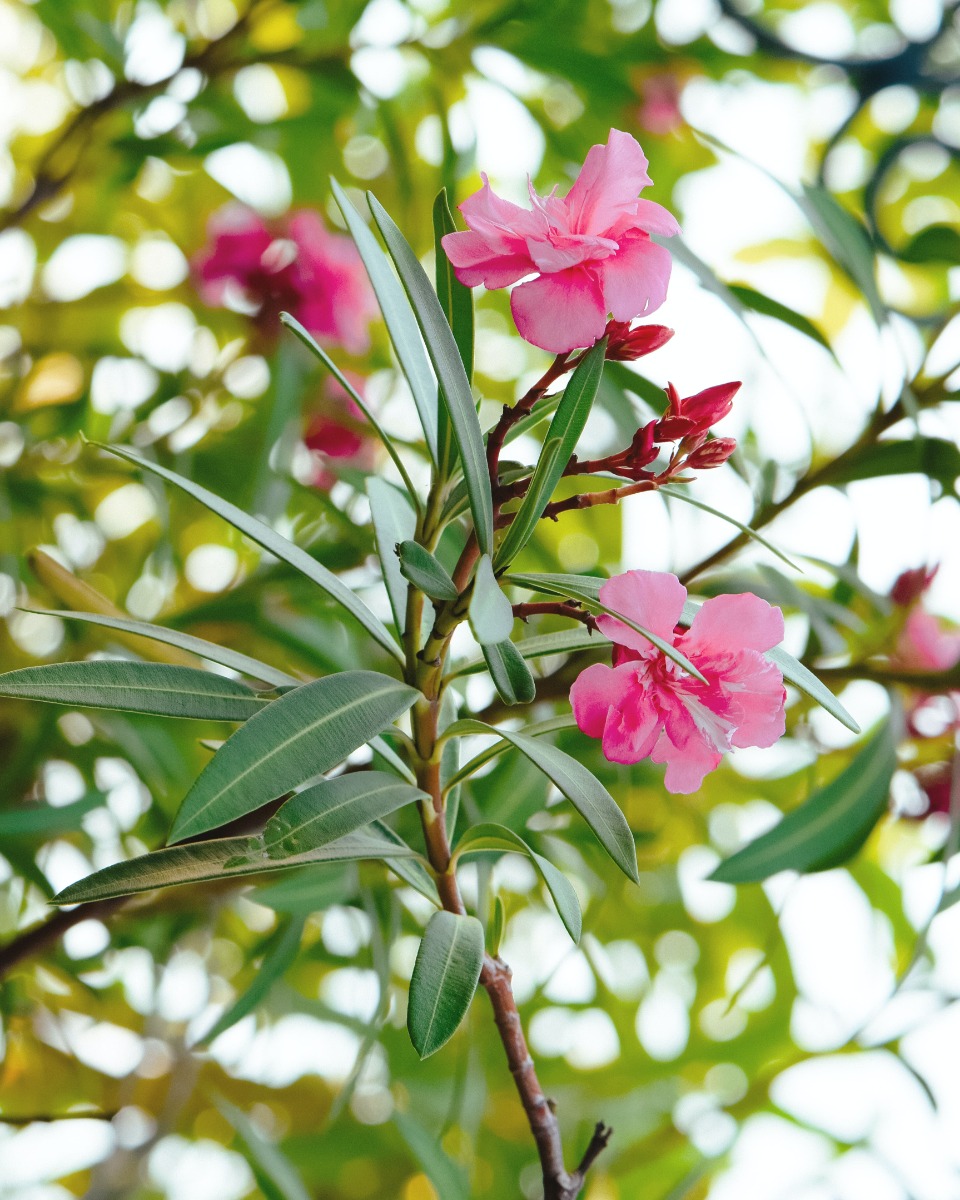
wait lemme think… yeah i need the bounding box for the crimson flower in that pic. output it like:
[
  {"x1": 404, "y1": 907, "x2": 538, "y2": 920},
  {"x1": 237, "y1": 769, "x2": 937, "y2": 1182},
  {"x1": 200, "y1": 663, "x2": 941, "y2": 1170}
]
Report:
[
  {"x1": 194, "y1": 207, "x2": 375, "y2": 352},
  {"x1": 441, "y1": 129, "x2": 680, "y2": 354},
  {"x1": 570, "y1": 571, "x2": 786, "y2": 793},
  {"x1": 304, "y1": 374, "x2": 373, "y2": 489}
]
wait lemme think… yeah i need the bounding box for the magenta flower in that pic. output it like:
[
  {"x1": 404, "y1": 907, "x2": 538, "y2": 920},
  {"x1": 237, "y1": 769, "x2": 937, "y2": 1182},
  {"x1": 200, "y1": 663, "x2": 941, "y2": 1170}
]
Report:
[
  {"x1": 194, "y1": 207, "x2": 375, "y2": 352},
  {"x1": 570, "y1": 571, "x2": 786, "y2": 793},
  {"x1": 304, "y1": 373, "x2": 374, "y2": 489},
  {"x1": 895, "y1": 608, "x2": 960, "y2": 673},
  {"x1": 441, "y1": 129, "x2": 680, "y2": 354}
]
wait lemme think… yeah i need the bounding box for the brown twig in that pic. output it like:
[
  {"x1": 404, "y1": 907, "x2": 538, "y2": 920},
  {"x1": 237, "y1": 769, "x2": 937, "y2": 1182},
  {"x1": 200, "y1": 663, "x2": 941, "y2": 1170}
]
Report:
[{"x1": 513, "y1": 602, "x2": 598, "y2": 630}]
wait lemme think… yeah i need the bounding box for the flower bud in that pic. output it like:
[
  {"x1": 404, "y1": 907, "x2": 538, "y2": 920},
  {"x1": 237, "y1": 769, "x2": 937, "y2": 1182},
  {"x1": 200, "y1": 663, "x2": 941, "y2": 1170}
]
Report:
[
  {"x1": 682, "y1": 382, "x2": 740, "y2": 432},
  {"x1": 685, "y1": 437, "x2": 736, "y2": 469},
  {"x1": 604, "y1": 321, "x2": 674, "y2": 361},
  {"x1": 891, "y1": 565, "x2": 938, "y2": 607}
]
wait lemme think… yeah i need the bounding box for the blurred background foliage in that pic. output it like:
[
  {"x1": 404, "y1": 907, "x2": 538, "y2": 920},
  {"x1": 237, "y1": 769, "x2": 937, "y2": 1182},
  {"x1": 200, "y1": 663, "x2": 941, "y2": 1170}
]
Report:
[{"x1": 1, "y1": 1, "x2": 960, "y2": 1198}]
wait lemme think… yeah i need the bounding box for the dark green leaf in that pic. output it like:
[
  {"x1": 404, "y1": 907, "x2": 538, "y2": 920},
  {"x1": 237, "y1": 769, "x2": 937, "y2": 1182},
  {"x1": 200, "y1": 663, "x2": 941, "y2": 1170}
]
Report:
[
  {"x1": 727, "y1": 284, "x2": 835, "y2": 356},
  {"x1": 407, "y1": 910, "x2": 484, "y2": 1058},
  {"x1": 481, "y1": 639, "x2": 537, "y2": 706},
  {"x1": 52, "y1": 829, "x2": 418, "y2": 904},
  {"x1": 447, "y1": 720, "x2": 638, "y2": 883},
  {"x1": 31, "y1": 609, "x2": 298, "y2": 689},
  {"x1": 800, "y1": 185, "x2": 885, "y2": 324},
  {"x1": 822, "y1": 437, "x2": 960, "y2": 497},
  {"x1": 710, "y1": 722, "x2": 895, "y2": 883},
  {"x1": 397, "y1": 540, "x2": 459, "y2": 601},
  {"x1": 455, "y1": 823, "x2": 581, "y2": 942},
  {"x1": 169, "y1": 671, "x2": 419, "y2": 842},
  {"x1": 94, "y1": 442, "x2": 403, "y2": 663},
  {"x1": 495, "y1": 339, "x2": 606, "y2": 568},
  {"x1": 433, "y1": 189, "x2": 474, "y2": 383},
  {"x1": 468, "y1": 554, "x2": 514, "y2": 645},
  {"x1": 368, "y1": 193, "x2": 494, "y2": 554},
  {"x1": 367, "y1": 477, "x2": 418, "y2": 632},
  {"x1": 263, "y1": 772, "x2": 427, "y2": 858},
  {"x1": 330, "y1": 179, "x2": 439, "y2": 463},
  {"x1": 0, "y1": 661, "x2": 267, "y2": 721}
]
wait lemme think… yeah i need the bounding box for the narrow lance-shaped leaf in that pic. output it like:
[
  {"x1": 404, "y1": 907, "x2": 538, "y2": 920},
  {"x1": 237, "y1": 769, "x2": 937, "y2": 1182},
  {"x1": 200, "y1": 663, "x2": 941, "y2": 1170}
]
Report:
[
  {"x1": 93, "y1": 441, "x2": 403, "y2": 663},
  {"x1": 455, "y1": 627, "x2": 603, "y2": 676},
  {"x1": 397, "y1": 540, "x2": 459, "y2": 602},
  {"x1": 710, "y1": 721, "x2": 896, "y2": 884},
  {"x1": 726, "y1": 283, "x2": 836, "y2": 358},
  {"x1": 52, "y1": 828, "x2": 419, "y2": 905},
  {"x1": 481, "y1": 639, "x2": 537, "y2": 706},
  {"x1": 368, "y1": 192, "x2": 494, "y2": 554},
  {"x1": 367, "y1": 477, "x2": 417, "y2": 632},
  {"x1": 447, "y1": 719, "x2": 639, "y2": 883},
  {"x1": 495, "y1": 339, "x2": 607, "y2": 569},
  {"x1": 218, "y1": 1099, "x2": 313, "y2": 1200},
  {"x1": 330, "y1": 178, "x2": 439, "y2": 463},
  {"x1": 198, "y1": 916, "x2": 306, "y2": 1047},
  {"x1": 433, "y1": 188, "x2": 474, "y2": 476},
  {"x1": 468, "y1": 554, "x2": 514, "y2": 645},
  {"x1": 169, "y1": 671, "x2": 419, "y2": 843},
  {"x1": 657, "y1": 486, "x2": 801, "y2": 574},
  {"x1": 32, "y1": 608, "x2": 299, "y2": 689},
  {"x1": 280, "y1": 312, "x2": 421, "y2": 507},
  {"x1": 455, "y1": 823, "x2": 582, "y2": 942},
  {"x1": 263, "y1": 772, "x2": 427, "y2": 858},
  {"x1": 0, "y1": 661, "x2": 268, "y2": 721},
  {"x1": 443, "y1": 714, "x2": 578, "y2": 792},
  {"x1": 407, "y1": 910, "x2": 485, "y2": 1058}
]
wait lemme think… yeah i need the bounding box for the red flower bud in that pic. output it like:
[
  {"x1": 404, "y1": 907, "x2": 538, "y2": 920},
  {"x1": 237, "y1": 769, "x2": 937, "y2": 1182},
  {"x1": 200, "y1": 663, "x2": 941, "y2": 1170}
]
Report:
[
  {"x1": 658, "y1": 380, "x2": 740, "y2": 438},
  {"x1": 604, "y1": 321, "x2": 674, "y2": 361},
  {"x1": 685, "y1": 437, "x2": 737, "y2": 469},
  {"x1": 891, "y1": 565, "x2": 938, "y2": 607}
]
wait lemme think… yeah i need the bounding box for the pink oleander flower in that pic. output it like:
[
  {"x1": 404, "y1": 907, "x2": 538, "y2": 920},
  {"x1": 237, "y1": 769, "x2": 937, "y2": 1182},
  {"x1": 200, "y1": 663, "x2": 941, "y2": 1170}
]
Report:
[
  {"x1": 441, "y1": 129, "x2": 680, "y2": 355},
  {"x1": 571, "y1": 570, "x2": 786, "y2": 793},
  {"x1": 194, "y1": 206, "x2": 375, "y2": 352},
  {"x1": 895, "y1": 608, "x2": 960, "y2": 673},
  {"x1": 636, "y1": 73, "x2": 685, "y2": 137},
  {"x1": 304, "y1": 373, "x2": 374, "y2": 488}
]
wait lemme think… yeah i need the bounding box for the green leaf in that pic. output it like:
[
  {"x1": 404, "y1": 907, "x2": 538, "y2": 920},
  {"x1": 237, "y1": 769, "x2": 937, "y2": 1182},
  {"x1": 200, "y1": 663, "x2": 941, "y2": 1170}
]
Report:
[
  {"x1": 198, "y1": 916, "x2": 306, "y2": 1047},
  {"x1": 443, "y1": 715, "x2": 578, "y2": 792},
  {"x1": 251, "y1": 865, "x2": 352, "y2": 914},
  {"x1": 407, "y1": 910, "x2": 484, "y2": 1058},
  {"x1": 263, "y1": 772, "x2": 427, "y2": 858},
  {"x1": 800, "y1": 184, "x2": 885, "y2": 325},
  {"x1": 330, "y1": 178, "x2": 439, "y2": 463},
  {"x1": 370, "y1": 820, "x2": 440, "y2": 904},
  {"x1": 0, "y1": 661, "x2": 267, "y2": 721},
  {"x1": 433, "y1": 188, "x2": 474, "y2": 382},
  {"x1": 52, "y1": 829, "x2": 418, "y2": 904},
  {"x1": 218, "y1": 1098, "x2": 313, "y2": 1200},
  {"x1": 366, "y1": 477, "x2": 418, "y2": 632},
  {"x1": 31, "y1": 609, "x2": 299, "y2": 689},
  {"x1": 727, "y1": 284, "x2": 835, "y2": 357},
  {"x1": 448, "y1": 721, "x2": 639, "y2": 883},
  {"x1": 822, "y1": 437, "x2": 960, "y2": 497},
  {"x1": 455, "y1": 823, "x2": 582, "y2": 942},
  {"x1": 481, "y1": 639, "x2": 537, "y2": 706},
  {"x1": 280, "y1": 312, "x2": 421, "y2": 507},
  {"x1": 397, "y1": 540, "x2": 459, "y2": 602},
  {"x1": 368, "y1": 192, "x2": 494, "y2": 554},
  {"x1": 94, "y1": 441, "x2": 403, "y2": 663},
  {"x1": 898, "y1": 224, "x2": 960, "y2": 265},
  {"x1": 468, "y1": 554, "x2": 514, "y2": 645},
  {"x1": 0, "y1": 791, "x2": 104, "y2": 839},
  {"x1": 710, "y1": 722, "x2": 895, "y2": 884},
  {"x1": 657, "y1": 487, "x2": 801, "y2": 573},
  {"x1": 507, "y1": 571, "x2": 707, "y2": 684},
  {"x1": 494, "y1": 340, "x2": 606, "y2": 569},
  {"x1": 393, "y1": 1111, "x2": 470, "y2": 1200},
  {"x1": 456, "y1": 628, "x2": 604, "y2": 676},
  {"x1": 169, "y1": 671, "x2": 419, "y2": 842}
]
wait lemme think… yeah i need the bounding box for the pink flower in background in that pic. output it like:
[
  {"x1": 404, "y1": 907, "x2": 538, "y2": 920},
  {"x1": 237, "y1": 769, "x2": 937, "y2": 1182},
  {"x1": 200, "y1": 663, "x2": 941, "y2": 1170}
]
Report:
[
  {"x1": 895, "y1": 609, "x2": 960, "y2": 673},
  {"x1": 636, "y1": 73, "x2": 685, "y2": 136},
  {"x1": 571, "y1": 570, "x2": 786, "y2": 793},
  {"x1": 194, "y1": 207, "x2": 375, "y2": 351},
  {"x1": 441, "y1": 129, "x2": 680, "y2": 354},
  {"x1": 304, "y1": 373, "x2": 374, "y2": 489}
]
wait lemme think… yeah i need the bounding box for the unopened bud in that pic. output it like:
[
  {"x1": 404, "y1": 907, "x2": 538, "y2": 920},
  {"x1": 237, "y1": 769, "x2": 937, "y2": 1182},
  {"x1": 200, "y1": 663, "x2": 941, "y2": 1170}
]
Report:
[
  {"x1": 685, "y1": 436, "x2": 736, "y2": 469},
  {"x1": 891, "y1": 565, "x2": 938, "y2": 607},
  {"x1": 682, "y1": 381, "x2": 740, "y2": 432},
  {"x1": 604, "y1": 321, "x2": 674, "y2": 362}
]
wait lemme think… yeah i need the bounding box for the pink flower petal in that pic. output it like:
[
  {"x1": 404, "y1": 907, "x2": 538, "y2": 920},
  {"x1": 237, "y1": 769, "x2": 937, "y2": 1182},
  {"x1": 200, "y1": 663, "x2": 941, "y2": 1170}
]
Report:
[
  {"x1": 510, "y1": 267, "x2": 608, "y2": 354},
  {"x1": 650, "y1": 728, "x2": 723, "y2": 794},
  {"x1": 897, "y1": 609, "x2": 960, "y2": 672},
  {"x1": 598, "y1": 232, "x2": 673, "y2": 322},
  {"x1": 570, "y1": 662, "x2": 627, "y2": 739},
  {"x1": 725, "y1": 653, "x2": 787, "y2": 749},
  {"x1": 601, "y1": 693, "x2": 661, "y2": 763},
  {"x1": 458, "y1": 173, "x2": 543, "y2": 252},
  {"x1": 597, "y1": 570, "x2": 687, "y2": 649},
  {"x1": 632, "y1": 198, "x2": 682, "y2": 238},
  {"x1": 686, "y1": 593, "x2": 785, "y2": 655},
  {"x1": 563, "y1": 129, "x2": 652, "y2": 235},
  {"x1": 441, "y1": 230, "x2": 536, "y2": 289}
]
